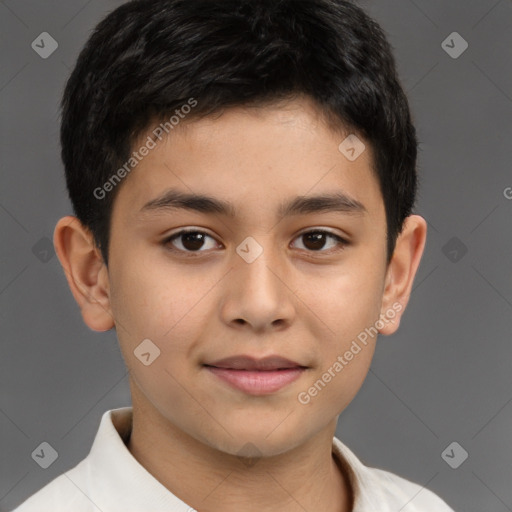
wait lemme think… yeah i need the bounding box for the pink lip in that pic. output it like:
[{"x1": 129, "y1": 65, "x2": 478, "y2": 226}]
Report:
[
  {"x1": 206, "y1": 355, "x2": 304, "y2": 370},
  {"x1": 205, "y1": 367, "x2": 306, "y2": 394},
  {"x1": 204, "y1": 355, "x2": 307, "y2": 395}
]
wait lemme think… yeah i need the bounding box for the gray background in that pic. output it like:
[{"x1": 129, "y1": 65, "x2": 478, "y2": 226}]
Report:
[{"x1": 1, "y1": 0, "x2": 511, "y2": 510}]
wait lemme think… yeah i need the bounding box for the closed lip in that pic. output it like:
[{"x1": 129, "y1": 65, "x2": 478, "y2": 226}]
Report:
[{"x1": 204, "y1": 355, "x2": 307, "y2": 371}]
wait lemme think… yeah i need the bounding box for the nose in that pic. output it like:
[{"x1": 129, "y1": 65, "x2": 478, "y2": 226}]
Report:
[{"x1": 219, "y1": 237, "x2": 296, "y2": 333}]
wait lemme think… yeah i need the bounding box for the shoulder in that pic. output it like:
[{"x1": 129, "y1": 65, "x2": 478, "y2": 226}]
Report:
[
  {"x1": 11, "y1": 408, "x2": 127, "y2": 512},
  {"x1": 10, "y1": 461, "x2": 97, "y2": 512},
  {"x1": 369, "y1": 466, "x2": 455, "y2": 511},
  {"x1": 332, "y1": 437, "x2": 455, "y2": 511}
]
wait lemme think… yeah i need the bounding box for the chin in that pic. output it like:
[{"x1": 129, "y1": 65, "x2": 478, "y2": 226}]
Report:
[{"x1": 198, "y1": 423, "x2": 309, "y2": 460}]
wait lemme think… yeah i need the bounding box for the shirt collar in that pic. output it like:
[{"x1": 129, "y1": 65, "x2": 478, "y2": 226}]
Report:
[
  {"x1": 83, "y1": 407, "x2": 386, "y2": 511},
  {"x1": 83, "y1": 407, "x2": 189, "y2": 511}
]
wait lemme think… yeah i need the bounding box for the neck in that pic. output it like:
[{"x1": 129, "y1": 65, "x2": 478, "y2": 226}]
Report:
[{"x1": 126, "y1": 390, "x2": 353, "y2": 512}]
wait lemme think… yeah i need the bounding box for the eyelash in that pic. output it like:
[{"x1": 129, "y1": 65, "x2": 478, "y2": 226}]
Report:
[{"x1": 162, "y1": 228, "x2": 348, "y2": 256}]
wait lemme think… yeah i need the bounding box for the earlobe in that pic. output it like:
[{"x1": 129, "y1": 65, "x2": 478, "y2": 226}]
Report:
[
  {"x1": 53, "y1": 216, "x2": 115, "y2": 332},
  {"x1": 378, "y1": 214, "x2": 427, "y2": 336}
]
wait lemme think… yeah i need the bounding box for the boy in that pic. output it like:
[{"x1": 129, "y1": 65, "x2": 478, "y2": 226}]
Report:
[{"x1": 13, "y1": 0, "x2": 455, "y2": 510}]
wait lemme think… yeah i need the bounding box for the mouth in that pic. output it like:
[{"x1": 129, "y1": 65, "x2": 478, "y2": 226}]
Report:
[{"x1": 203, "y1": 355, "x2": 308, "y2": 395}]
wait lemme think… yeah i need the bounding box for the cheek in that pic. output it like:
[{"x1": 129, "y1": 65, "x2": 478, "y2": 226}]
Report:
[
  {"x1": 294, "y1": 265, "x2": 383, "y2": 409},
  {"x1": 306, "y1": 263, "x2": 384, "y2": 340},
  {"x1": 110, "y1": 253, "x2": 183, "y2": 332},
  {"x1": 108, "y1": 254, "x2": 218, "y2": 368},
  {"x1": 108, "y1": 261, "x2": 208, "y2": 409}
]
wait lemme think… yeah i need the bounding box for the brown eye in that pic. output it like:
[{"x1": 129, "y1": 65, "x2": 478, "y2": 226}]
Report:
[
  {"x1": 162, "y1": 228, "x2": 347, "y2": 256},
  {"x1": 292, "y1": 230, "x2": 347, "y2": 253},
  {"x1": 164, "y1": 230, "x2": 219, "y2": 253}
]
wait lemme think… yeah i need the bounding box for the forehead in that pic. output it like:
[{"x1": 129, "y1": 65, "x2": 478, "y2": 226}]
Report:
[{"x1": 113, "y1": 97, "x2": 384, "y2": 225}]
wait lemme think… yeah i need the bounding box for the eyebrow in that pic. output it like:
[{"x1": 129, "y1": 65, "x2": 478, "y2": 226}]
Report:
[{"x1": 139, "y1": 188, "x2": 367, "y2": 218}]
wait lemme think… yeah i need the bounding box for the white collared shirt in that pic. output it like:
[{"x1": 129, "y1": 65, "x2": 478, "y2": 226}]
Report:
[{"x1": 12, "y1": 407, "x2": 455, "y2": 512}]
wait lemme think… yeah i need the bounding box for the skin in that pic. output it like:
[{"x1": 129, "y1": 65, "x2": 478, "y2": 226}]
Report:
[{"x1": 54, "y1": 96, "x2": 427, "y2": 512}]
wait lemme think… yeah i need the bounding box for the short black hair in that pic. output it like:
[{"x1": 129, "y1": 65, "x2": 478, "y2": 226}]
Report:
[{"x1": 61, "y1": 0, "x2": 418, "y2": 266}]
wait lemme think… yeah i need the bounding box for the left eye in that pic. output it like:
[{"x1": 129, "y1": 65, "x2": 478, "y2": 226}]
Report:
[
  {"x1": 163, "y1": 229, "x2": 347, "y2": 254},
  {"x1": 291, "y1": 230, "x2": 347, "y2": 252}
]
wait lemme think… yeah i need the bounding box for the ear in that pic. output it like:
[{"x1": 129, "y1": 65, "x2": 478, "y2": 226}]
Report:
[
  {"x1": 53, "y1": 216, "x2": 115, "y2": 332},
  {"x1": 378, "y1": 214, "x2": 427, "y2": 335}
]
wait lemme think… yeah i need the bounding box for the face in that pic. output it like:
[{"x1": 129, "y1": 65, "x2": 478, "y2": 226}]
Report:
[{"x1": 84, "y1": 97, "x2": 403, "y2": 457}]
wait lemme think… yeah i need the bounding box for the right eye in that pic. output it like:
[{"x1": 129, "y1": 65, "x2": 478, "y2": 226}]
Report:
[{"x1": 162, "y1": 229, "x2": 221, "y2": 254}]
